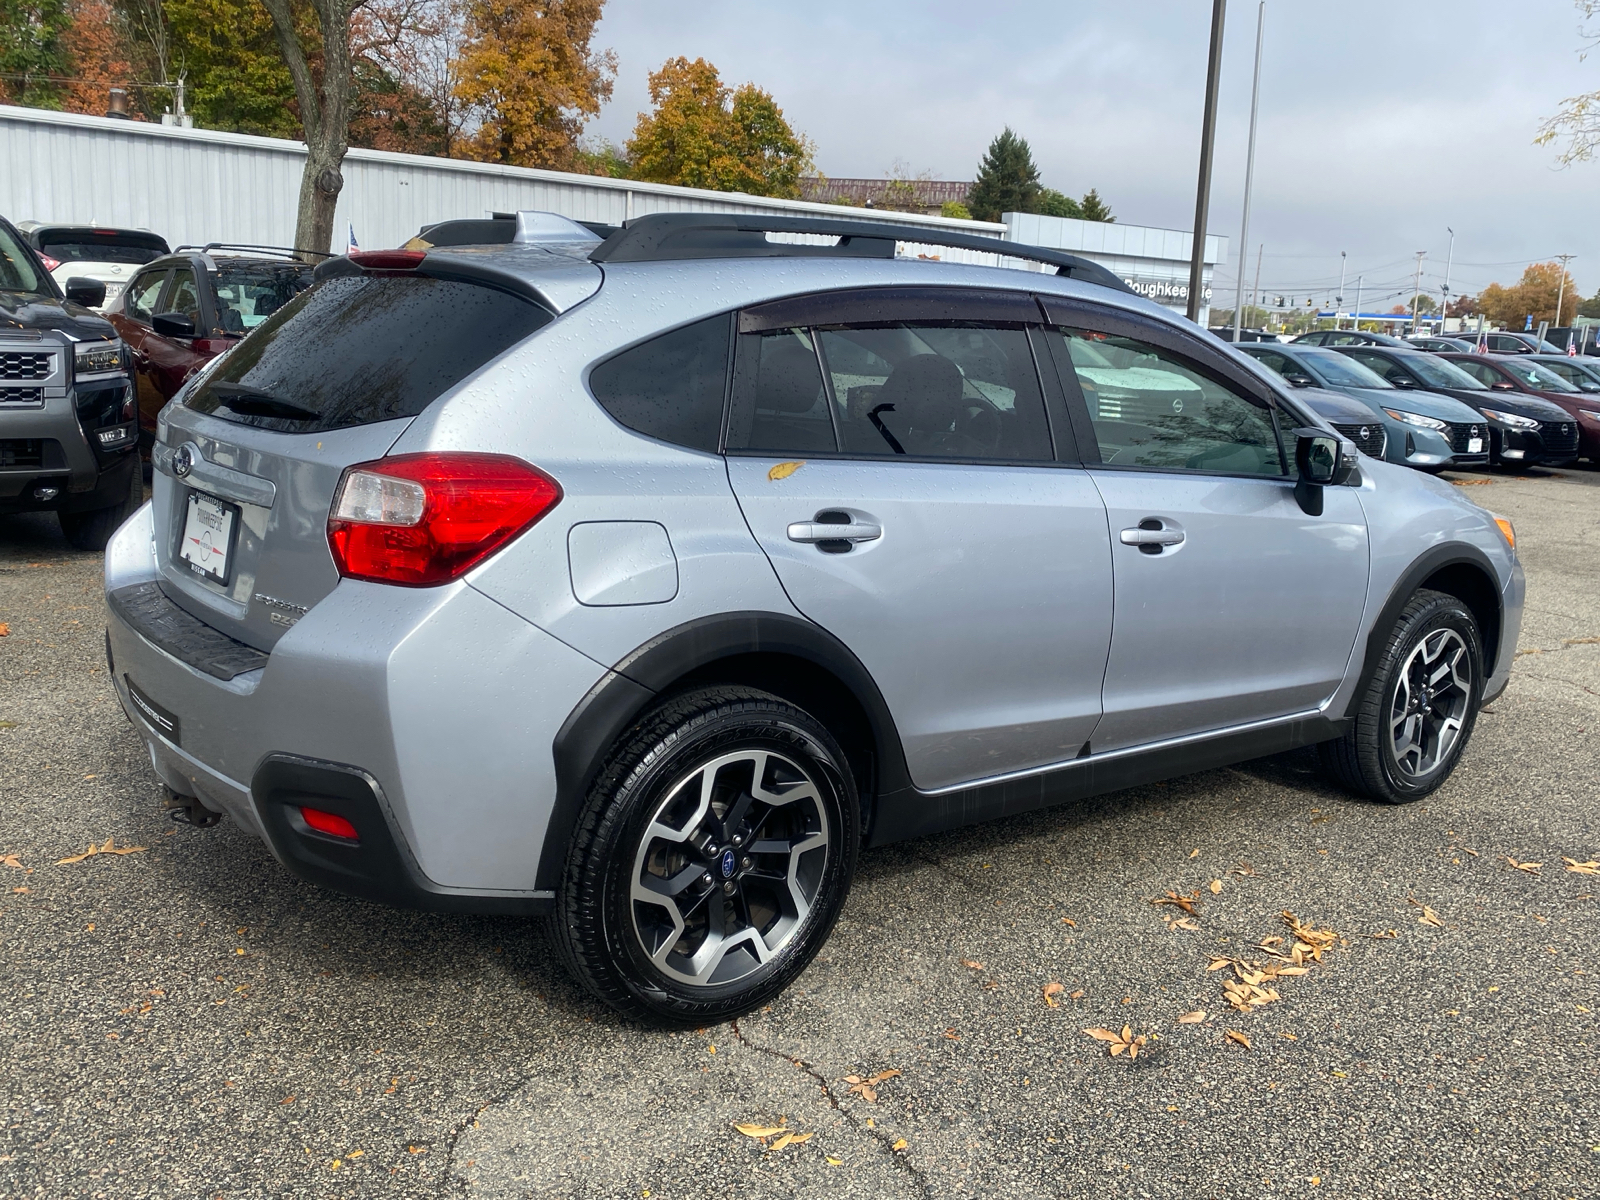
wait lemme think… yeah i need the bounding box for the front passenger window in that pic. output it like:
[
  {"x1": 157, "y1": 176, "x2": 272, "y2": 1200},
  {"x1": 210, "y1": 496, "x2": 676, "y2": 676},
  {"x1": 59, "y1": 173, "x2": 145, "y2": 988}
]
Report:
[
  {"x1": 1054, "y1": 329, "x2": 1285, "y2": 476},
  {"x1": 126, "y1": 271, "x2": 168, "y2": 324}
]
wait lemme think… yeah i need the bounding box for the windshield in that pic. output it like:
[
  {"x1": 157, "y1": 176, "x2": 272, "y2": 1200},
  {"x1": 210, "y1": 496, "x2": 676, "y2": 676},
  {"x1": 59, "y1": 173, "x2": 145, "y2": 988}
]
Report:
[
  {"x1": 1499, "y1": 358, "x2": 1580, "y2": 392},
  {"x1": 36, "y1": 231, "x2": 168, "y2": 265},
  {"x1": 0, "y1": 224, "x2": 48, "y2": 295},
  {"x1": 213, "y1": 265, "x2": 316, "y2": 333},
  {"x1": 1297, "y1": 348, "x2": 1392, "y2": 389},
  {"x1": 1403, "y1": 354, "x2": 1486, "y2": 390}
]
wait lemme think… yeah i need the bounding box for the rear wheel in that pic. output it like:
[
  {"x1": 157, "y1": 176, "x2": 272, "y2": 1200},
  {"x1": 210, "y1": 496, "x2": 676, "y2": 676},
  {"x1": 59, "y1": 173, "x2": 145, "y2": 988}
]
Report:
[
  {"x1": 1319, "y1": 589, "x2": 1483, "y2": 804},
  {"x1": 548, "y1": 686, "x2": 859, "y2": 1025},
  {"x1": 58, "y1": 458, "x2": 144, "y2": 552}
]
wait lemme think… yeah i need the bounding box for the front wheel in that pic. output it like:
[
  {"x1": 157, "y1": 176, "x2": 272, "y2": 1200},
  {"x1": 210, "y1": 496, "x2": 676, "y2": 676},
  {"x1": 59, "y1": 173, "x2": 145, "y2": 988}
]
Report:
[
  {"x1": 1319, "y1": 588, "x2": 1483, "y2": 804},
  {"x1": 548, "y1": 686, "x2": 859, "y2": 1025}
]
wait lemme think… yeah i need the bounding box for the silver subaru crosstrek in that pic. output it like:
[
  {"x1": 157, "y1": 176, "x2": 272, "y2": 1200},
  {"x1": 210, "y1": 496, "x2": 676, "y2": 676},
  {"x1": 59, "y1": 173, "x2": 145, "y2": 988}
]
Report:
[{"x1": 103, "y1": 211, "x2": 1524, "y2": 1024}]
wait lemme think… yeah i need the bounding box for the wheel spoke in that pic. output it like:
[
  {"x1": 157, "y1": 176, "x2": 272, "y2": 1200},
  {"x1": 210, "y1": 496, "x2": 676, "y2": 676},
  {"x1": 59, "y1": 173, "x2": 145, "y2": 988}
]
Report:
[{"x1": 1387, "y1": 627, "x2": 1472, "y2": 780}]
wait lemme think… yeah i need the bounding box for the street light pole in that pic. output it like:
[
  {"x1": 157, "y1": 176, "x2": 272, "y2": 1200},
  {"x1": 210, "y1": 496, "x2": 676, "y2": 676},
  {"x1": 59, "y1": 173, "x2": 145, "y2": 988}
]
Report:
[
  {"x1": 1554, "y1": 253, "x2": 1575, "y2": 331},
  {"x1": 1410, "y1": 250, "x2": 1426, "y2": 335},
  {"x1": 1186, "y1": 0, "x2": 1228, "y2": 324},
  {"x1": 1231, "y1": 1, "x2": 1265, "y2": 344},
  {"x1": 1337, "y1": 250, "x2": 1347, "y2": 330},
  {"x1": 1353, "y1": 275, "x2": 1363, "y2": 331},
  {"x1": 1439, "y1": 227, "x2": 1455, "y2": 333}
]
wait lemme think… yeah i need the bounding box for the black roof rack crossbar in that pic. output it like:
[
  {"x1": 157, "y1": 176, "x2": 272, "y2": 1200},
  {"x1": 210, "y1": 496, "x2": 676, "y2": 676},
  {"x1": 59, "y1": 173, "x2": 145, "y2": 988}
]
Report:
[
  {"x1": 588, "y1": 212, "x2": 1134, "y2": 294},
  {"x1": 174, "y1": 242, "x2": 335, "y2": 260}
]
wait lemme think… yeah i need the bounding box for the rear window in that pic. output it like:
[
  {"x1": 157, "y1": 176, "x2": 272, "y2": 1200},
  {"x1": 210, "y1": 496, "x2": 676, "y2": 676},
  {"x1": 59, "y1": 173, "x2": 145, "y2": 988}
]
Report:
[
  {"x1": 186, "y1": 274, "x2": 550, "y2": 433},
  {"x1": 587, "y1": 315, "x2": 731, "y2": 452},
  {"x1": 37, "y1": 231, "x2": 168, "y2": 265}
]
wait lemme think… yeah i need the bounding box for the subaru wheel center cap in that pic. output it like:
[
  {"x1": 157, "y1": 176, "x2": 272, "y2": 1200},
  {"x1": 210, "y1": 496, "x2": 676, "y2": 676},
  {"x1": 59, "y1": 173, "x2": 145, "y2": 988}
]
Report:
[{"x1": 719, "y1": 848, "x2": 737, "y2": 879}]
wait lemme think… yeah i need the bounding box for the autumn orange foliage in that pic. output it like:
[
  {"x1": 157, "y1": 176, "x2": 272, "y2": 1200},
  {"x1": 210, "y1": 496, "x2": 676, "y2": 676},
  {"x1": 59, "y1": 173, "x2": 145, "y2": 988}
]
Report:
[{"x1": 61, "y1": 0, "x2": 133, "y2": 117}]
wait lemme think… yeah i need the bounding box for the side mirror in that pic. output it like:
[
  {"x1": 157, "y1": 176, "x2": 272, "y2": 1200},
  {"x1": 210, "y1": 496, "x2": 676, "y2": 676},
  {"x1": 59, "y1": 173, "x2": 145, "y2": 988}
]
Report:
[
  {"x1": 1490, "y1": 380, "x2": 1516, "y2": 391},
  {"x1": 153, "y1": 311, "x2": 197, "y2": 339},
  {"x1": 1284, "y1": 373, "x2": 1315, "y2": 388},
  {"x1": 64, "y1": 277, "x2": 107, "y2": 308},
  {"x1": 1293, "y1": 429, "x2": 1357, "y2": 516},
  {"x1": 1390, "y1": 375, "x2": 1415, "y2": 388}
]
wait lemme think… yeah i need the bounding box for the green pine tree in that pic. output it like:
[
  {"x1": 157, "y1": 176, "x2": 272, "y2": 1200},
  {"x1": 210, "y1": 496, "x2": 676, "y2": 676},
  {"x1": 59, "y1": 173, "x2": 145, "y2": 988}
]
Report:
[
  {"x1": 967, "y1": 127, "x2": 1041, "y2": 222},
  {"x1": 1079, "y1": 188, "x2": 1114, "y2": 223}
]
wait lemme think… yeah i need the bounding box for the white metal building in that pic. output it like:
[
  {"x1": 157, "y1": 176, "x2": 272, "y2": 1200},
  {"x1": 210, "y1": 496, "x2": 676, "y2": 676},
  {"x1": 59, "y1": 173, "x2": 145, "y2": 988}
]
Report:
[{"x1": 2, "y1": 104, "x2": 1224, "y2": 320}]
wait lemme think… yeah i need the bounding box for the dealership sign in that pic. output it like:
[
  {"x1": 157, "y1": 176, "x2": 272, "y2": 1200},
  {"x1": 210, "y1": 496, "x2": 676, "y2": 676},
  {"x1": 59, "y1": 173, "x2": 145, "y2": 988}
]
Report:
[{"x1": 1122, "y1": 277, "x2": 1213, "y2": 304}]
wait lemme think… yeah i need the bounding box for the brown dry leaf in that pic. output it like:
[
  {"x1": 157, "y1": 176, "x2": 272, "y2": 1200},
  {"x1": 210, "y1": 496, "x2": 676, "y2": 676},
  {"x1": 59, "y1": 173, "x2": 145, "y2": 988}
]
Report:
[
  {"x1": 1232, "y1": 862, "x2": 1258, "y2": 877},
  {"x1": 1082, "y1": 1027, "x2": 1125, "y2": 1043},
  {"x1": 1062, "y1": 917, "x2": 1076, "y2": 927},
  {"x1": 1209, "y1": 879, "x2": 1223, "y2": 895},
  {"x1": 1418, "y1": 907, "x2": 1444, "y2": 928},
  {"x1": 0, "y1": 623, "x2": 9, "y2": 636},
  {"x1": 734, "y1": 1123, "x2": 786, "y2": 1139},
  {"x1": 960, "y1": 959, "x2": 984, "y2": 970},
  {"x1": 1043, "y1": 982, "x2": 1065, "y2": 1008},
  {"x1": 1083, "y1": 1025, "x2": 1147, "y2": 1058},
  {"x1": 1206, "y1": 956, "x2": 1236, "y2": 972},
  {"x1": 1506, "y1": 857, "x2": 1543, "y2": 874},
  {"x1": 1152, "y1": 890, "x2": 1200, "y2": 915},
  {"x1": 1069, "y1": 989, "x2": 1085, "y2": 999},
  {"x1": 767, "y1": 1133, "x2": 796, "y2": 1152},
  {"x1": 943, "y1": 1027, "x2": 959, "y2": 1040},
  {"x1": 1189, "y1": 848, "x2": 1200, "y2": 858},
  {"x1": 1225, "y1": 1030, "x2": 1251, "y2": 1050},
  {"x1": 891, "y1": 1138, "x2": 908, "y2": 1152},
  {"x1": 1365, "y1": 929, "x2": 1399, "y2": 939},
  {"x1": 766, "y1": 461, "x2": 804, "y2": 481},
  {"x1": 56, "y1": 844, "x2": 99, "y2": 865},
  {"x1": 1274, "y1": 966, "x2": 1310, "y2": 976},
  {"x1": 843, "y1": 1069, "x2": 901, "y2": 1103},
  {"x1": 0, "y1": 853, "x2": 22, "y2": 869},
  {"x1": 1167, "y1": 916, "x2": 1200, "y2": 931},
  {"x1": 1177, "y1": 1010, "x2": 1207, "y2": 1024},
  {"x1": 1562, "y1": 858, "x2": 1599, "y2": 876}
]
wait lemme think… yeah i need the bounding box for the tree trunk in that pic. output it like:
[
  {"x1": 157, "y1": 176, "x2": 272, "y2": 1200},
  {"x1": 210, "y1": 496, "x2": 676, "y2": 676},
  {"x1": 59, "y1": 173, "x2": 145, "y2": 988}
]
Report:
[
  {"x1": 264, "y1": 0, "x2": 355, "y2": 259},
  {"x1": 293, "y1": 144, "x2": 345, "y2": 256}
]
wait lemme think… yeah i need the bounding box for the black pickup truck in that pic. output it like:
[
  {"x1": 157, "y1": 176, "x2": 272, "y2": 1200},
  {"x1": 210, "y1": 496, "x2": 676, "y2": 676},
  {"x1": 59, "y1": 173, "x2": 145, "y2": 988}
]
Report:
[{"x1": 2, "y1": 215, "x2": 142, "y2": 550}]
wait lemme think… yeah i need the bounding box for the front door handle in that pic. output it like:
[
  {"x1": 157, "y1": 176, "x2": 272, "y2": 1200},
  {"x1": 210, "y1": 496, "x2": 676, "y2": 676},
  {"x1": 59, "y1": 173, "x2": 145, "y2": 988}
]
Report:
[
  {"x1": 788, "y1": 520, "x2": 882, "y2": 544},
  {"x1": 1119, "y1": 527, "x2": 1184, "y2": 548}
]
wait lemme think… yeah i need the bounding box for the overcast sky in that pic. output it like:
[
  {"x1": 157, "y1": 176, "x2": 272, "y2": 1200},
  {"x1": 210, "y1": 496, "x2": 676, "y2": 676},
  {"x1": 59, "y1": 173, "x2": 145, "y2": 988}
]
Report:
[{"x1": 588, "y1": 1, "x2": 1600, "y2": 311}]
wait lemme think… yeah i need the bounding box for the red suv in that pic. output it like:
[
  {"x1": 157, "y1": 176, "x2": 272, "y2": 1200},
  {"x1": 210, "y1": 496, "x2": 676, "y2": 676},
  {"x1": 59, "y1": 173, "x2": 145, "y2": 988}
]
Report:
[{"x1": 106, "y1": 246, "x2": 316, "y2": 447}]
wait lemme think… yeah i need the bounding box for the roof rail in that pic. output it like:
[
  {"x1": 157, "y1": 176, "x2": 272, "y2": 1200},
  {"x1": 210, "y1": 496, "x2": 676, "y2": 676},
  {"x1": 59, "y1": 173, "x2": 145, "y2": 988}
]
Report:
[
  {"x1": 588, "y1": 212, "x2": 1134, "y2": 294},
  {"x1": 174, "y1": 242, "x2": 335, "y2": 260}
]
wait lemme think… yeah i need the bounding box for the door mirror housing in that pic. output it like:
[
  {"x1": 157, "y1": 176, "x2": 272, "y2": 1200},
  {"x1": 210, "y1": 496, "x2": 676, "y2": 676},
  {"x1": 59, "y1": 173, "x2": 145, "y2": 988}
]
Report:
[
  {"x1": 1292, "y1": 428, "x2": 1357, "y2": 516},
  {"x1": 1389, "y1": 375, "x2": 1415, "y2": 388},
  {"x1": 1490, "y1": 380, "x2": 1516, "y2": 391},
  {"x1": 153, "y1": 311, "x2": 197, "y2": 339},
  {"x1": 64, "y1": 277, "x2": 106, "y2": 308},
  {"x1": 1283, "y1": 372, "x2": 1315, "y2": 388}
]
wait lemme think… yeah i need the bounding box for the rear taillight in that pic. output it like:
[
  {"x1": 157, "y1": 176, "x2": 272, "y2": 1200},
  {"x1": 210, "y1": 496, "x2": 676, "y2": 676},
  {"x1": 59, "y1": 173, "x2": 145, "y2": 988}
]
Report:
[
  {"x1": 327, "y1": 453, "x2": 561, "y2": 586},
  {"x1": 40, "y1": 254, "x2": 61, "y2": 271}
]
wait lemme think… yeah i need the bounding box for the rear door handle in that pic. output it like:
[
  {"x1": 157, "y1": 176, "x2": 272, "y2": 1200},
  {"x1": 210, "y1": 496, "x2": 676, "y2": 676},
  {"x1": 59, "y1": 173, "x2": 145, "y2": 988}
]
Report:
[
  {"x1": 787, "y1": 521, "x2": 881, "y2": 544},
  {"x1": 1119, "y1": 527, "x2": 1184, "y2": 547}
]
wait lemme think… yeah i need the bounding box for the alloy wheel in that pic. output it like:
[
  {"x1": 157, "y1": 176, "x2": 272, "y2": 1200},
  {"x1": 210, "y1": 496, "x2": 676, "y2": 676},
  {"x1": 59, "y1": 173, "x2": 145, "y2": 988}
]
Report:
[
  {"x1": 629, "y1": 748, "x2": 831, "y2": 988},
  {"x1": 1388, "y1": 627, "x2": 1473, "y2": 779}
]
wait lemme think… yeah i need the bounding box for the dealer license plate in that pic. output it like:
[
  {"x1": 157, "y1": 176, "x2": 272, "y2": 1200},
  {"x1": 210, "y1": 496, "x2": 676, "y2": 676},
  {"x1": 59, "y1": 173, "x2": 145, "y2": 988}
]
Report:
[
  {"x1": 1468, "y1": 437, "x2": 1483, "y2": 454},
  {"x1": 179, "y1": 492, "x2": 237, "y2": 583}
]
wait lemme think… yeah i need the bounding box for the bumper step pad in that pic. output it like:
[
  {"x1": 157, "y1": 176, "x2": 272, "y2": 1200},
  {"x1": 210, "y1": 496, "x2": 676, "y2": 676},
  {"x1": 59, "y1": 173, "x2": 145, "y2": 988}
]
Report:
[{"x1": 108, "y1": 582, "x2": 268, "y2": 681}]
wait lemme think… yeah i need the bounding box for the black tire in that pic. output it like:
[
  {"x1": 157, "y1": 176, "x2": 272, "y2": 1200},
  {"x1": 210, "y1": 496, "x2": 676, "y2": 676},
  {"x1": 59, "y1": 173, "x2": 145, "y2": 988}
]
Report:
[
  {"x1": 547, "y1": 686, "x2": 859, "y2": 1026},
  {"x1": 1319, "y1": 588, "x2": 1483, "y2": 804},
  {"x1": 58, "y1": 460, "x2": 143, "y2": 552}
]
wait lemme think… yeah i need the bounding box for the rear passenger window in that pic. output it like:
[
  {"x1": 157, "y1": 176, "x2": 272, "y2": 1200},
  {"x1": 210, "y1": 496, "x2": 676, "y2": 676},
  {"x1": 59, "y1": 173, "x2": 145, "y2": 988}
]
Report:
[
  {"x1": 588, "y1": 315, "x2": 731, "y2": 452},
  {"x1": 1054, "y1": 329, "x2": 1285, "y2": 476},
  {"x1": 726, "y1": 320, "x2": 1053, "y2": 461}
]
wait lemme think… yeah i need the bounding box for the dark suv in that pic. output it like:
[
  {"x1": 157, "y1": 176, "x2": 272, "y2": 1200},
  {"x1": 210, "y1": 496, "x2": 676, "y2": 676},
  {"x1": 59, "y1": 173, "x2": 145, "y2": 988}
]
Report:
[
  {"x1": 1, "y1": 215, "x2": 142, "y2": 549},
  {"x1": 107, "y1": 246, "x2": 317, "y2": 445}
]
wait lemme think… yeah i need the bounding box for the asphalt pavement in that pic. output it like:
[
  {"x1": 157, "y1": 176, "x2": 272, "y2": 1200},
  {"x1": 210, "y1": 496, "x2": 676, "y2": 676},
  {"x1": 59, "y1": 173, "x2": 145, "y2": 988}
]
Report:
[{"x1": 1, "y1": 467, "x2": 1597, "y2": 1200}]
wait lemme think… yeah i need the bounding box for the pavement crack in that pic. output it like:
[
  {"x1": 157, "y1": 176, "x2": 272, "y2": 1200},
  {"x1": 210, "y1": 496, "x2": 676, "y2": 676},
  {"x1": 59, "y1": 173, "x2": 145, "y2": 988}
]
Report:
[
  {"x1": 729, "y1": 1018, "x2": 934, "y2": 1197},
  {"x1": 436, "y1": 1071, "x2": 536, "y2": 1199}
]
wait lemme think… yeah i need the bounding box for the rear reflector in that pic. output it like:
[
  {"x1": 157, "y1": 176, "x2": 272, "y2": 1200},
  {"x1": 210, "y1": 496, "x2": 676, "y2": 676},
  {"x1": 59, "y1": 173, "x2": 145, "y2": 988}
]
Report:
[
  {"x1": 328, "y1": 452, "x2": 561, "y2": 586},
  {"x1": 300, "y1": 806, "x2": 358, "y2": 839}
]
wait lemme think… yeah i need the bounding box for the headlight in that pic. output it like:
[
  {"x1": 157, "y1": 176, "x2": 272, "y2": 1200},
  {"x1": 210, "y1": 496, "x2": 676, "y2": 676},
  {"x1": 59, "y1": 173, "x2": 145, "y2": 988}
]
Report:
[
  {"x1": 74, "y1": 340, "x2": 125, "y2": 376},
  {"x1": 1479, "y1": 408, "x2": 1540, "y2": 430},
  {"x1": 1382, "y1": 407, "x2": 1449, "y2": 431},
  {"x1": 1580, "y1": 409, "x2": 1600, "y2": 422}
]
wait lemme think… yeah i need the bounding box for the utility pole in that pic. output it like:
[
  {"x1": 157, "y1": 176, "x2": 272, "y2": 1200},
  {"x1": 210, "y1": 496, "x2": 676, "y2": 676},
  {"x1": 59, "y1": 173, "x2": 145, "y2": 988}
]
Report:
[
  {"x1": 1186, "y1": 0, "x2": 1227, "y2": 324},
  {"x1": 1353, "y1": 275, "x2": 1363, "y2": 331},
  {"x1": 1410, "y1": 250, "x2": 1426, "y2": 335},
  {"x1": 1554, "y1": 253, "x2": 1576, "y2": 329},
  {"x1": 1231, "y1": 1, "x2": 1265, "y2": 344},
  {"x1": 1439, "y1": 227, "x2": 1455, "y2": 332},
  {"x1": 1337, "y1": 251, "x2": 1347, "y2": 329},
  {"x1": 1250, "y1": 242, "x2": 1263, "y2": 321}
]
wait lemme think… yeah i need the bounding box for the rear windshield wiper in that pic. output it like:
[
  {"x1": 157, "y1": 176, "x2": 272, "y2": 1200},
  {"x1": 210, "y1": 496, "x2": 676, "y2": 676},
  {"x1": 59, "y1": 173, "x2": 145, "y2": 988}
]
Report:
[{"x1": 207, "y1": 381, "x2": 320, "y2": 421}]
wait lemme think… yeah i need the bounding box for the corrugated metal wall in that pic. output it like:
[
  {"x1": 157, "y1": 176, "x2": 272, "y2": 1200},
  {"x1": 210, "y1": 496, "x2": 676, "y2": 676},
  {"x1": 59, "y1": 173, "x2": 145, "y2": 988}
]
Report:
[{"x1": 0, "y1": 105, "x2": 1005, "y2": 253}]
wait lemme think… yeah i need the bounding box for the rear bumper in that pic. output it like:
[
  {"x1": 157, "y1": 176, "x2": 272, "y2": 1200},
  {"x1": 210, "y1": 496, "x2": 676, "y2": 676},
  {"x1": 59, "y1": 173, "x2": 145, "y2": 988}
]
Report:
[{"x1": 103, "y1": 504, "x2": 606, "y2": 908}]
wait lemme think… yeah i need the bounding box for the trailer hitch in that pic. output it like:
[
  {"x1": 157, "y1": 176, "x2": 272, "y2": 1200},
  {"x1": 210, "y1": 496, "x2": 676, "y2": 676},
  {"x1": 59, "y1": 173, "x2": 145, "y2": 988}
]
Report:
[{"x1": 162, "y1": 786, "x2": 223, "y2": 828}]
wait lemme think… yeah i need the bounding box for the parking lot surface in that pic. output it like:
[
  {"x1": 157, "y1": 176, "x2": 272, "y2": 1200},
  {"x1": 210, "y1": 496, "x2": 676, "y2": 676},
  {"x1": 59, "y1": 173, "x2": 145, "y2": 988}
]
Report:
[{"x1": 2, "y1": 468, "x2": 1597, "y2": 1200}]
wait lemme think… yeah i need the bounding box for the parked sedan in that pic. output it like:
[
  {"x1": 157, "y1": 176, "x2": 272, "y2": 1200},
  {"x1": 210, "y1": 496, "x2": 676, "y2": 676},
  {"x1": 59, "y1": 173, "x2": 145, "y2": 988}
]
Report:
[
  {"x1": 1236, "y1": 342, "x2": 1488, "y2": 471},
  {"x1": 1408, "y1": 336, "x2": 1478, "y2": 353},
  {"x1": 1293, "y1": 329, "x2": 1412, "y2": 349},
  {"x1": 1335, "y1": 346, "x2": 1578, "y2": 468},
  {"x1": 107, "y1": 246, "x2": 316, "y2": 445},
  {"x1": 1442, "y1": 353, "x2": 1600, "y2": 465},
  {"x1": 1525, "y1": 353, "x2": 1600, "y2": 395},
  {"x1": 15, "y1": 223, "x2": 169, "y2": 311}
]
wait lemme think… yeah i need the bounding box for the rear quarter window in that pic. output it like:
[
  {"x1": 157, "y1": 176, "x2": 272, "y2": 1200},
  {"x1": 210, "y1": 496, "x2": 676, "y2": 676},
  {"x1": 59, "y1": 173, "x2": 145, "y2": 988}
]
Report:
[
  {"x1": 587, "y1": 315, "x2": 731, "y2": 452},
  {"x1": 186, "y1": 274, "x2": 550, "y2": 433}
]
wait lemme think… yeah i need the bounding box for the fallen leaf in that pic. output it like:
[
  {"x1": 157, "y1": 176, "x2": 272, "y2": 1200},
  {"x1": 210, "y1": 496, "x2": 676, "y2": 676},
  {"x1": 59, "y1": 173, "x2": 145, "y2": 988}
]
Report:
[
  {"x1": 1177, "y1": 1010, "x2": 1207, "y2": 1024},
  {"x1": 0, "y1": 853, "x2": 22, "y2": 869},
  {"x1": 1365, "y1": 929, "x2": 1399, "y2": 939},
  {"x1": 826, "y1": 1156, "x2": 843, "y2": 1165},
  {"x1": 1043, "y1": 982, "x2": 1065, "y2": 1008},
  {"x1": 347, "y1": 1149, "x2": 364, "y2": 1159},
  {"x1": 1069, "y1": 989, "x2": 1084, "y2": 999},
  {"x1": 960, "y1": 959, "x2": 984, "y2": 970},
  {"x1": 1083, "y1": 1025, "x2": 1147, "y2": 1058},
  {"x1": 891, "y1": 1138, "x2": 908, "y2": 1152},
  {"x1": 1188, "y1": 848, "x2": 1200, "y2": 858},
  {"x1": 767, "y1": 1133, "x2": 796, "y2": 1152},
  {"x1": 1563, "y1": 858, "x2": 1600, "y2": 876},
  {"x1": 1167, "y1": 916, "x2": 1200, "y2": 931},
  {"x1": 11, "y1": 886, "x2": 27, "y2": 894},
  {"x1": 734, "y1": 1123, "x2": 786, "y2": 1139},
  {"x1": 1061, "y1": 917, "x2": 1076, "y2": 927},
  {"x1": 1232, "y1": 861, "x2": 1258, "y2": 877},
  {"x1": 1207, "y1": 956, "x2": 1236, "y2": 972},
  {"x1": 1418, "y1": 907, "x2": 1443, "y2": 928},
  {"x1": 1209, "y1": 879, "x2": 1223, "y2": 894},
  {"x1": 842, "y1": 1069, "x2": 901, "y2": 1103},
  {"x1": 766, "y1": 460, "x2": 804, "y2": 481},
  {"x1": 1152, "y1": 890, "x2": 1200, "y2": 915},
  {"x1": 1083, "y1": 1027, "x2": 1124, "y2": 1043},
  {"x1": 0, "y1": 623, "x2": 8, "y2": 636},
  {"x1": 943, "y1": 1027, "x2": 960, "y2": 1039},
  {"x1": 1225, "y1": 1030, "x2": 1251, "y2": 1050},
  {"x1": 1506, "y1": 857, "x2": 1543, "y2": 874}
]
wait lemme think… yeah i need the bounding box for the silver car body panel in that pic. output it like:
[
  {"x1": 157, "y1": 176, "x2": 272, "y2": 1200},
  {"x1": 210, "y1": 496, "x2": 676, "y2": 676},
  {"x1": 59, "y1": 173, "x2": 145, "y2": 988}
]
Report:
[{"x1": 103, "y1": 248, "x2": 1525, "y2": 900}]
